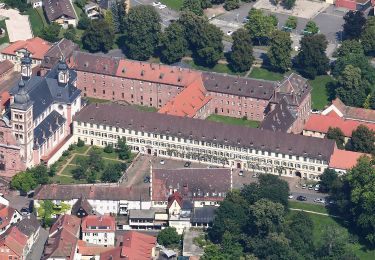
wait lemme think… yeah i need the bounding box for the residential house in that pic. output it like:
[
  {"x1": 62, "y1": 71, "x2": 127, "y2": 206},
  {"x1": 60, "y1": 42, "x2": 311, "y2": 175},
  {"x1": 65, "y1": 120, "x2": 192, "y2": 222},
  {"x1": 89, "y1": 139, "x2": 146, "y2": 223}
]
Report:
[
  {"x1": 0, "y1": 226, "x2": 29, "y2": 260},
  {"x1": 0, "y1": 37, "x2": 52, "y2": 71},
  {"x1": 84, "y1": 2, "x2": 101, "y2": 19},
  {"x1": 76, "y1": 240, "x2": 114, "y2": 260},
  {"x1": 34, "y1": 183, "x2": 151, "y2": 216},
  {"x1": 42, "y1": 214, "x2": 81, "y2": 260},
  {"x1": 99, "y1": 231, "x2": 156, "y2": 260},
  {"x1": 0, "y1": 204, "x2": 22, "y2": 235},
  {"x1": 82, "y1": 215, "x2": 116, "y2": 247},
  {"x1": 14, "y1": 215, "x2": 42, "y2": 258},
  {"x1": 43, "y1": 0, "x2": 78, "y2": 28},
  {"x1": 128, "y1": 209, "x2": 167, "y2": 230}
]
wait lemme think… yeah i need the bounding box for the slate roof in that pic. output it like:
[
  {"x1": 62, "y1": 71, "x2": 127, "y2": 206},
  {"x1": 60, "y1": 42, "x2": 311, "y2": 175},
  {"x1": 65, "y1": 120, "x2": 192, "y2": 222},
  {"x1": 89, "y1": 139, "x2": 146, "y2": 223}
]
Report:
[
  {"x1": 191, "y1": 206, "x2": 216, "y2": 224},
  {"x1": 41, "y1": 38, "x2": 79, "y2": 70},
  {"x1": 9, "y1": 64, "x2": 80, "y2": 119},
  {"x1": 260, "y1": 97, "x2": 296, "y2": 132},
  {"x1": 202, "y1": 72, "x2": 276, "y2": 100},
  {"x1": 14, "y1": 215, "x2": 40, "y2": 237},
  {"x1": 71, "y1": 196, "x2": 94, "y2": 215},
  {"x1": 34, "y1": 184, "x2": 149, "y2": 201},
  {"x1": 43, "y1": 0, "x2": 77, "y2": 22},
  {"x1": 74, "y1": 103, "x2": 336, "y2": 161},
  {"x1": 129, "y1": 209, "x2": 156, "y2": 220},
  {"x1": 34, "y1": 110, "x2": 66, "y2": 148}
]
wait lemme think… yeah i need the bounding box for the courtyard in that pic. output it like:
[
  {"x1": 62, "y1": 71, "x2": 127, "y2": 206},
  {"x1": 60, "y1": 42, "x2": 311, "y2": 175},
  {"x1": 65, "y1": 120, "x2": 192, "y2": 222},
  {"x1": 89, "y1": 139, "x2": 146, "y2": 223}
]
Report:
[{"x1": 0, "y1": 8, "x2": 32, "y2": 42}]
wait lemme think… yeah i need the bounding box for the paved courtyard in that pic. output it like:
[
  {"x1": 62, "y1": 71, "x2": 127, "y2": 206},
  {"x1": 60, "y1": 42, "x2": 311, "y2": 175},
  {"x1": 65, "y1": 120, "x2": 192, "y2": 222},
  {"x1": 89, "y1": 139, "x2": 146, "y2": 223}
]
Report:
[
  {"x1": 253, "y1": 0, "x2": 329, "y2": 19},
  {"x1": 0, "y1": 8, "x2": 33, "y2": 42}
]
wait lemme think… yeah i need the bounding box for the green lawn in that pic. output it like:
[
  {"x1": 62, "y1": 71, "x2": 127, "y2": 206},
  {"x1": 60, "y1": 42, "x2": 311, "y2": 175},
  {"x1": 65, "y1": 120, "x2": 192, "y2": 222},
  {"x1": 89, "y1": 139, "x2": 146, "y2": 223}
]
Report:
[
  {"x1": 26, "y1": 8, "x2": 47, "y2": 36},
  {"x1": 73, "y1": 4, "x2": 83, "y2": 20},
  {"x1": 160, "y1": 0, "x2": 183, "y2": 10},
  {"x1": 51, "y1": 174, "x2": 86, "y2": 184},
  {"x1": 85, "y1": 97, "x2": 111, "y2": 104},
  {"x1": 287, "y1": 211, "x2": 375, "y2": 260},
  {"x1": 248, "y1": 67, "x2": 285, "y2": 81},
  {"x1": 61, "y1": 165, "x2": 78, "y2": 176},
  {"x1": 0, "y1": 20, "x2": 9, "y2": 45},
  {"x1": 183, "y1": 60, "x2": 245, "y2": 76},
  {"x1": 132, "y1": 104, "x2": 158, "y2": 113},
  {"x1": 73, "y1": 145, "x2": 89, "y2": 154},
  {"x1": 309, "y1": 75, "x2": 336, "y2": 110},
  {"x1": 207, "y1": 114, "x2": 260, "y2": 128},
  {"x1": 289, "y1": 201, "x2": 328, "y2": 214}
]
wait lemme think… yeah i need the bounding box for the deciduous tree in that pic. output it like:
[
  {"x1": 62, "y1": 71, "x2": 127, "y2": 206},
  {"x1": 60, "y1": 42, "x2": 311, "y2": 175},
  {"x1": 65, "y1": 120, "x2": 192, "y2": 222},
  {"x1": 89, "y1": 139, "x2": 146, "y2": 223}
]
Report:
[
  {"x1": 268, "y1": 30, "x2": 292, "y2": 72},
  {"x1": 346, "y1": 125, "x2": 375, "y2": 154},
  {"x1": 159, "y1": 22, "x2": 188, "y2": 64},
  {"x1": 285, "y1": 16, "x2": 297, "y2": 29},
  {"x1": 157, "y1": 227, "x2": 180, "y2": 247},
  {"x1": 319, "y1": 168, "x2": 339, "y2": 193},
  {"x1": 181, "y1": 0, "x2": 203, "y2": 15},
  {"x1": 111, "y1": 0, "x2": 127, "y2": 33},
  {"x1": 326, "y1": 127, "x2": 345, "y2": 149},
  {"x1": 361, "y1": 17, "x2": 375, "y2": 56},
  {"x1": 224, "y1": 0, "x2": 240, "y2": 11},
  {"x1": 40, "y1": 22, "x2": 61, "y2": 43},
  {"x1": 117, "y1": 137, "x2": 131, "y2": 160},
  {"x1": 245, "y1": 8, "x2": 277, "y2": 45},
  {"x1": 228, "y1": 28, "x2": 254, "y2": 72},
  {"x1": 343, "y1": 10, "x2": 366, "y2": 40},
  {"x1": 82, "y1": 20, "x2": 114, "y2": 53},
  {"x1": 10, "y1": 172, "x2": 37, "y2": 193},
  {"x1": 283, "y1": 0, "x2": 296, "y2": 10},
  {"x1": 304, "y1": 20, "x2": 319, "y2": 34}
]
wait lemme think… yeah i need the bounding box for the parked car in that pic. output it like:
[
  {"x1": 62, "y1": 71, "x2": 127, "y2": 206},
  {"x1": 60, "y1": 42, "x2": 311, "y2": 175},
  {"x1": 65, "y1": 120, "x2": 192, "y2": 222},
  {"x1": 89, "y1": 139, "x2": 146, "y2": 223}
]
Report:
[
  {"x1": 308, "y1": 184, "x2": 313, "y2": 190},
  {"x1": 159, "y1": 4, "x2": 167, "y2": 9},
  {"x1": 152, "y1": 1, "x2": 161, "y2": 6},
  {"x1": 288, "y1": 194, "x2": 294, "y2": 199},
  {"x1": 184, "y1": 162, "x2": 191, "y2": 168},
  {"x1": 143, "y1": 176, "x2": 150, "y2": 183},
  {"x1": 20, "y1": 207, "x2": 30, "y2": 216},
  {"x1": 314, "y1": 184, "x2": 320, "y2": 191},
  {"x1": 226, "y1": 30, "x2": 233, "y2": 36},
  {"x1": 160, "y1": 160, "x2": 165, "y2": 165},
  {"x1": 252, "y1": 173, "x2": 258, "y2": 178},
  {"x1": 301, "y1": 184, "x2": 307, "y2": 189},
  {"x1": 238, "y1": 170, "x2": 244, "y2": 176},
  {"x1": 296, "y1": 195, "x2": 307, "y2": 201}
]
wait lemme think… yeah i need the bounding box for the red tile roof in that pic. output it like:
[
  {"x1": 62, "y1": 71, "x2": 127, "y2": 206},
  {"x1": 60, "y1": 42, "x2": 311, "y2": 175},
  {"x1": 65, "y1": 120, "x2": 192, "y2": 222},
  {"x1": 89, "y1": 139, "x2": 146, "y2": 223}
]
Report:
[
  {"x1": 329, "y1": 148, "x2": 368, "y2": 170},
  {"x1": 77, "y1": 240, "x2": 114, "y2": 256},
  {"x1": 158, "y1": 77, "x2": 212, "y2": 117},
  {"x1": 0, "y1": 60, "x2": 13, "y2": 76},
  {"x1": 1, "y1": 37, "x2": 52, "y2": 60},
  {"x1": 115, "y1": 59, "x2": 201, "y2": 87},
  {"x1": 167, "y1": 192, "x2": 183, "y2": 209},
  {"x1": 49, "y1": 214, "x2": 81, "y2": 237},
  {"x1": 304, "y1": 114, "x2": 375, "y2": 137},
  {"x1": 82, "y1": 215, "x2": 116, "y2": 232},
  {"x1": 100, "y1": 231, "x2": 156, "y2": 260},
  {"x1": 330, "y1": 98, "x2": 375, "y2": 123},
  {"x1": 0, "y1": 226, "x2": 28, "y2": 257},
  {"x1": 0, "y1": 204, "x2": 16, "y2": 230}
]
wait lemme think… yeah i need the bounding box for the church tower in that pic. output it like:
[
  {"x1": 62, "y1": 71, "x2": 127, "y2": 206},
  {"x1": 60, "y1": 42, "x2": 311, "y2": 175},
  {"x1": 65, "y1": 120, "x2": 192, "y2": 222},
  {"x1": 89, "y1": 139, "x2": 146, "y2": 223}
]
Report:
[
  {"x1": 20, "y1": 50, "x2": 32, "y2": 80},
  {"x1": 58, "y1": 58, "x2": 70, "y2": 85}
]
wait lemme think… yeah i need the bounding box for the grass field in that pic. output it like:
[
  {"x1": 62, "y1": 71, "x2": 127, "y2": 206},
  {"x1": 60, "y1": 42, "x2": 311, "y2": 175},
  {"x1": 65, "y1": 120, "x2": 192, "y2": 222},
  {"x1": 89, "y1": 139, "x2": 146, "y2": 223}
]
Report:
[
  {"x1": 183, "y1": 60, "x2": 245, "y2": 76},
  {"x1": 132, "y1": 104, "x2": 158, "y2": 113},
  {"x1": 207, "y1": 114, "x2": 260, "y2": 128},
  {"x1": 289, "y1": 201, "x2": 328, "y2": 214},
  {"x1": 160, "y1": 0, "x2": 183, "y2": 10},
  {"x1": 26, "y1": 8, "x2": 47, "y2": 36},
  {"x1": 248, "y1": 67, "x2": 285, "y2": 81},
  {"x1": 309, "y1": 75, "x2": 336, "y2": 110},
  {"x1": 0, "y1": 20, "x2": 9, "y2": 45},
  {"x1": 85, "y1": 97, "x2": 111, "y2": 104}
]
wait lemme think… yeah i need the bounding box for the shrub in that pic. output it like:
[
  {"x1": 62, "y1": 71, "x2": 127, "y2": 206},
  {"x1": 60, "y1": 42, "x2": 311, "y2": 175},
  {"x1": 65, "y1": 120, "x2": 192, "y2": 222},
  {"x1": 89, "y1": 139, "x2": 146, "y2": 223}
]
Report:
[
  {"x1": 104, "y1": 145, "x2": 114, "y2": 153},
  {"x1": 62, "y1": 150, "x2": 70, "y2": 157},
  {"x1": 77, "y1": 139, "x2": 85, "y2": 147}
]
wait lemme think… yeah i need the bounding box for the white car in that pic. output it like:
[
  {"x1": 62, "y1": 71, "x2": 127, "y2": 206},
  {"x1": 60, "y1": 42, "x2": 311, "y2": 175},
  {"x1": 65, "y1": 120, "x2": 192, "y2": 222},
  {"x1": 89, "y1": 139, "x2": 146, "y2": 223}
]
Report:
[
  {"x1": 159, "y1": 4, "x2": 167, "y2": 9},
  {"x1": 288, "y1": 194, "x2": 294, "y2": 199},
  {"x1": 314, "y1": 184, "x2": 320, "y2": 191},
  {"x1": 152, "y1": 1, "x2": 161, "y2": 6},
  {"x1": 226, "y1": 30, "x2": 233, "y2": 36},
  {"x1": 160, "y1": 159, "x2": 165, "y2": 165}
]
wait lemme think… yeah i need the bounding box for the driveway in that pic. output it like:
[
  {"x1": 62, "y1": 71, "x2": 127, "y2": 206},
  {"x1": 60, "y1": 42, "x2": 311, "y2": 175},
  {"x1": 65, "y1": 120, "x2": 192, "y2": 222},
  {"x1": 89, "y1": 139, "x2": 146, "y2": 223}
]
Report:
[{"x1": 0, "y1": 8, "x2": 33, "y2": 42}]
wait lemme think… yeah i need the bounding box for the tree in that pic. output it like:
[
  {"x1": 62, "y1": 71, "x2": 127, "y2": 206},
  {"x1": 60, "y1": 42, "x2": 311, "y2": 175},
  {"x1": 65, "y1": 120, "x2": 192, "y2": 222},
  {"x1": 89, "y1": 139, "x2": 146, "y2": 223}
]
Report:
[
  {"x1": 295, "y1": 34, "x2": 329, "y2": 79},
  {"x1": 123, "y1": 5, "x2": 161, "y2": 60},
  {"x1": 72, "y1": 166, "x2": 86, "y2": 180},
  {"x1": 88, "y1": 148, "x2": 105, "y2": 172},
  {"x1": 346, "y1": 125, "x2": 375, "y2": 154},
  {"x1": 181, "y1": 0, "x2": 203, "y2": 15},
  {"x1": 101, "y1": 163, "x2": 126, "y2": 182},
  {"x1": 201, "y1": 243, "x2": 227, "y2": 260},
  {"x1": 246, "y1": 8, "x2": 277, "y2": 45},
  {"x1": 104, "y1": 144, "x2": 114, "y2": 153},
  {"x1": 75, "y1": 0, "x2": 87, "y2": 8},
  {"x1": 335, "y1": 65, "x2": 369, "y2": 108},
  {"x1": 228, "y1": 28, "x2": 254, "y2": 72},
  {"x1": 159, "y1": 22, "x2": 188, "y2": 64},
  {"x1": 77, "y1": 139, "x2": 85, "y2": 147},
  {"x1": 326, "y1": 127, "x2": 345, "y2": 149},
  {"x1": 224, "y1": 0, "x2": 240, "y2": 11},
  {"x1": 10, "y1": 172, "x2": 37, "y2": 193},
  {"x1": 319, "y1": 168, "x2": 339, "y2": 193},
  {"x1": 32, "y1": 165, "x2": 49, "y2": 185},
  {"x1": 343, "y1": 10, "x2": 366, "y2": 40},
  {"x1": 104, "y1": 10, "x2": 115, "y2": 34},
  {"x1": 77, "y1": 14, "x2": 91, "y2": 30},
  {"x1": 157, "y1": 227, "x2": 180, "y2": 247},
  {"x1": 111, "y1": 0, "x2": 127, "y2": 33},
  {"x1": 40, "y1": 22, "x2": 61, "y2": 42},
  {"x1": 117, "y1": 137, "x2": 131, "y2": 160},
  {"x1": 3, "y1": 0, "x2": 28, "y2": 12},
  {"x1": 361, "y1": 17, "x2": 375, "y2": 56},
  {"x1": 285, "y1": 16, "x2": 297, "y2": 29},
  {"x1": 82, "y1": 20, "x2": 114, "y2": 53},
  {"x1": 63, "y1": 25, "x2": 78, "y2": 43},
  {"x1": 335, "y1": 40, "x2": 364, "y2": 58},
  {"x1": 284, "y1": 0, "x2": 296, "y2": 10},
  {"x1": 370, "y1": 92, "x2": 375, "y2": 110},
  {"x1": 268, "y1": 30, "x2": 292, "y2": 73},
  {"x1": 304, "y1": 20, "x2": 319, "y2": 34},
  {"x1": 201, "y1": 0, "x2": 212, "y2": 8}
]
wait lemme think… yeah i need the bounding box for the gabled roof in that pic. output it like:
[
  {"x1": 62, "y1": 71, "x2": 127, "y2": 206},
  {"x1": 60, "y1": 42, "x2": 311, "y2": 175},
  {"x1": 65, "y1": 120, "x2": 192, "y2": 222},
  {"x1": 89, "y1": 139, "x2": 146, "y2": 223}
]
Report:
[
  {"x1": 167, "y1": 192, "x2": 183, "y2": 209},
  {"x1": 1, "y1": 37, "x2": 52, "y2": 60},
  {"x1": 15, "y1": 215, "x2": 40, "y2": 237},
  {"x1": 158, "y1": 77, "x2": 211, "y2": 117},
  {"x1": 100, "y1": 231, "x2": 156, "y2": 260},
  {"x1": 82, "y1": 215, "x2": 116, "y2": 232},
  {"x1": 0, "y1": 226, "x2": 28, "y2": 257},
  {"x1": 42, "y1": 38, "x2": 79, "y2": 69},
  {"x1": 260, "y1": 97, "x2": 296, "y2": 132},
  {"x1": 0, "y1": 204, "x2": 17, "y2": 230},
  {"x1": 71, "y1": 196, "x2": 94, "y2": 216},
  {"x1": 304, "y1": 114, "x2": 375, "y2": 137},
  {"x1": 49, "y1": 214, "x2": 81, "y2": 237},
  {"x1": 328, "y1": 148, "x2": 368, "y2": 170},
  {"x1": 43, "y1": 0, "x2": 77, "y2": 22},
  {"x1": 0, "y1": 60, "x2": 14, "y2": 75}
]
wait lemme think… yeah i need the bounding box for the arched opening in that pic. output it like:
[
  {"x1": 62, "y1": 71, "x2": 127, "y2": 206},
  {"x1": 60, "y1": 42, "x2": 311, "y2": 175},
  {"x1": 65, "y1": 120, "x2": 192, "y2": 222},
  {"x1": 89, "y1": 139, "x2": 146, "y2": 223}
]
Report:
[
  {"x1": 236, "y1": 162, "x2": 241, "y2": 169},
  {"x1": 90, "y1": 139, "x2": 93, "y2": 145},
  {"x1": 147, "y1": 148, "x2": 151, "y2": 155},
  {"x1": 214, "y1": 108, "x2": 218, "y2": 114},
  {"x1": 295, "y1": 171, "x2": 302, "y2": 178}
]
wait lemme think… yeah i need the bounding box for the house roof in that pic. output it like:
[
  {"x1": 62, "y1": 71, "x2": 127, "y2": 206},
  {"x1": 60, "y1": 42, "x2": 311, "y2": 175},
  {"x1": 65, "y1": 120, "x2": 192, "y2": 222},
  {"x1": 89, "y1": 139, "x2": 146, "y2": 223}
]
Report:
[
  {"x1": 74, "y1": 103, "x2": 336, "y2": 161},
  {"x1": 129, "y1": 209, "x2": 157, "y2": 220},
  {"x1": 100, "y1": 231, "x2": 156, "y2": 260},
  {"x1": 82, "y1": 215, "x2": 116, "y2": 232},
  {"x1": 49, "y1": 214, "x2": 81, "y2": 237},
  {"x1": 34, "y1": 183, "x2": 149, "y2": 201},
  {"x1": 202, "y1": 72, "x2": 276, "y2": 100},
  {"x1": 34, "y1": 110, "x2": 66, "y2": 148},
  {"x1": 71, "y1": 196, "x2": 94, "y2": 216},
  {"x1": 1, "y1": 37, "x2": 52, "y2": 60},
  {"x1": 77, "y1": 240, "x2": 114, "y2": 256},
  {"x1": 43, "y1": 0, "x2": 77, "y2": 22},
  {"x1": 304, "y1": 114, "x2": 375, "y2": 137},
  {"x1": 326, "y1": 98, "x2": 375, "y2": 123},
  {"x1": 153, "y1": 168, "x2": 231, "y2": 202},
  {"x1": 260, "y1": 97, "x2": 296, "y2": 132},
  {"x1": 0, "y1": 226, "x2": 28, "y2": 257},
  {"x1": 167, "y1": 192, "x2": 183, "y2": 209},
  {"x1": 158, "y1": 77, "x2": 212, "y2": 117},
  {"x1": 15, "y1": 215, "x2": 40, "y2": 237},
  {"x1": 0, "y1": 60, "x2": 14, "y2": 75},
  {"x1": 43, "y1": 228, "x2": 78, "y2": 259},
  {"x1": 0, "y1": 204, "x2": 17, "y2": 230},
  {"x1": 191, "y1": 206, "x2": 217, "y2": 224},
  {"x1": 0, "y1": 91, "x2": 10, "y2": 110},
  {"x1": 328, "y1": 148, "x2": 367, "y2": 170},
  {"x1": 42, "y1": 38, "x2": 79, "y2": 69}
]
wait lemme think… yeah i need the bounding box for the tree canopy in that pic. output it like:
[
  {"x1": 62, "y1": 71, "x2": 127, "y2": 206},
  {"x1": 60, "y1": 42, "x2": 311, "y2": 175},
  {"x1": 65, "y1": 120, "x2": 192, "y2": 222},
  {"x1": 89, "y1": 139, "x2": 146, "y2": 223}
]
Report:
[
  {"x1": 122, "y1": 5, "x2": 161, "y2": 60},
  {"x1": 117, "y1": 137, "x2": 132, "y2": 160},
  {"x1": 157, "y1": 227, "x2": 181, "y2": 247},
  {"x1": 159, "y1": 22, "x2": 188, "y2": 64},
  {"x1": 82, "y1": 20, "x2": 114, "y2": 53},
  {"x1": 181, "y1": 0, "x2": 203, "y2": 15},
  {"x1": 228, "y1": 28, "x2": 254, "y2": 72},
  {"x1": 267, "y1": 30, "x2": 292, "y2": 73},
  {"x1": 343, "y1": 10, "x2": 366, "y2": 40},
  {"x1": 40, "y1": 22, "x2": 61, "y2": 43},
  {"x1": 346, "y1": 125, "x2": 375, "y2": 154},
  {"x1": 304, "y1": 20, "x2": 319, "y2": 34},
  {"x1": 285, "y1": 16, "x2": 297, "y2": 29},
  {"x1": 110, "y1": 0, "x2": 127, "y2": 33},
  {"x1": 326, "y1": 127, "x2": 345, "y2": 149},
  {"x1": 245, "y1": 8, "x2": 277, "y2": 45},
  {"x1": 361, "y1": 17, "x2": 375, "y2": 56}
]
